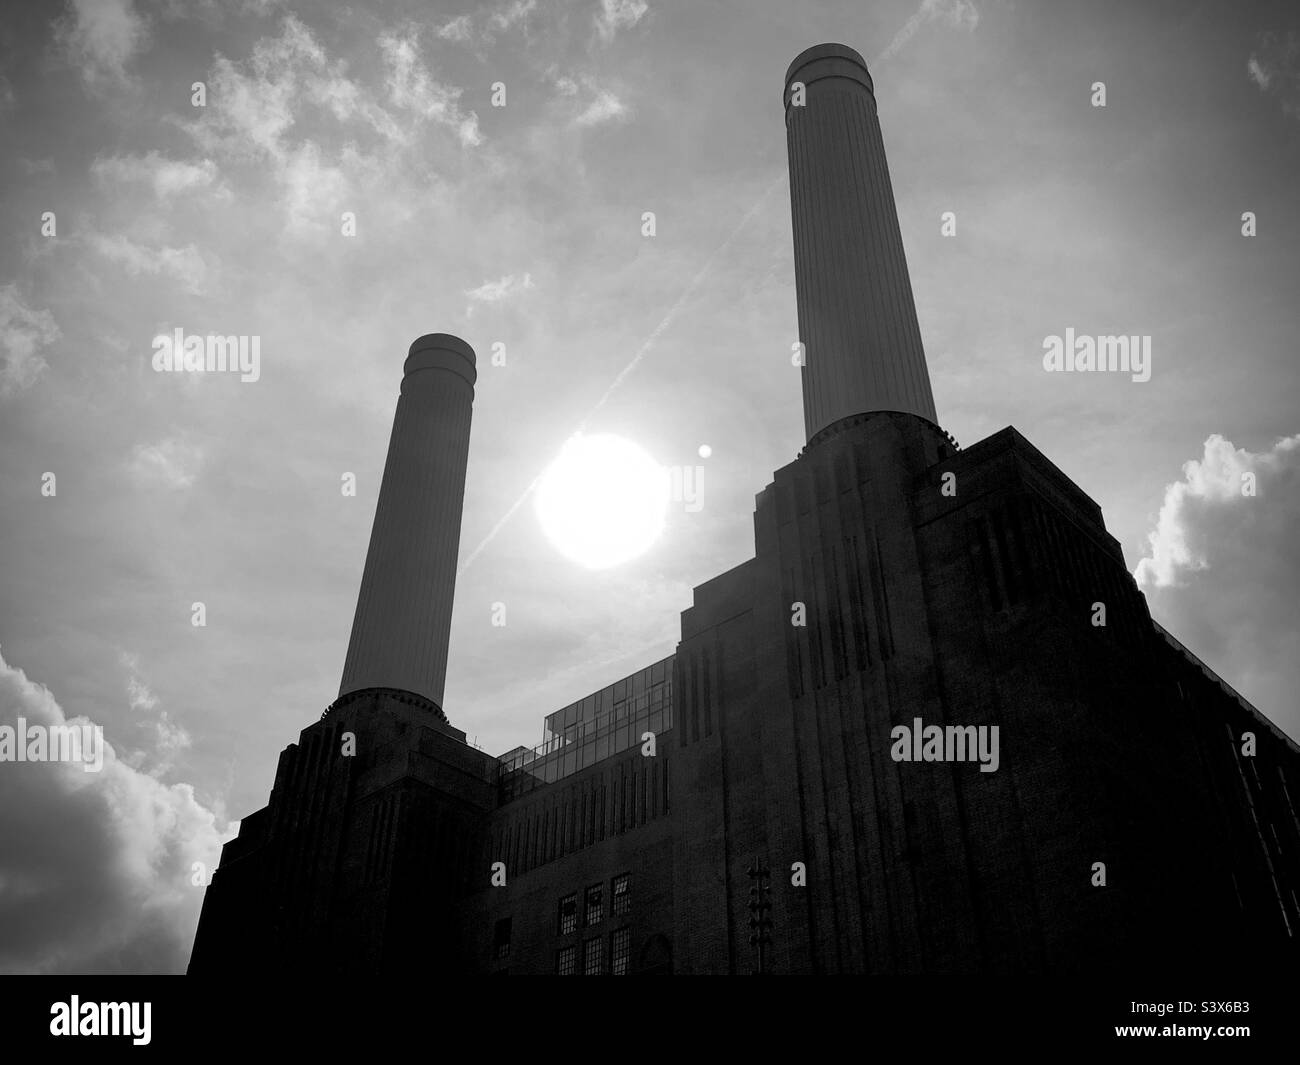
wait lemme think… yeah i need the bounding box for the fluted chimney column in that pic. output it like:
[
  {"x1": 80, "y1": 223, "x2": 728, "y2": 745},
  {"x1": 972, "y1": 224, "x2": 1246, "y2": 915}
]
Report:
[
  {"x1": 784, "y1": 43, "x2": 937, "y2": 441},
  {"x1": 339, "y1": 334, "x2": 476, "y2": 708}
]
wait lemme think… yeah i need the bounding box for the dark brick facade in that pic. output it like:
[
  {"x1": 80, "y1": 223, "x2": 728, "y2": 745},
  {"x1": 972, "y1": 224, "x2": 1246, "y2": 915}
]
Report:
[{"x1": 189, "y1": 411, "x2": 1300, "y2": 976}]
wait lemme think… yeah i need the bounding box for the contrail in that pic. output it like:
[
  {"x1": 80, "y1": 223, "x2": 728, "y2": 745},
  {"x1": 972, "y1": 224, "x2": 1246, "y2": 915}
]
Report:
[
  {"x1": 458, "y1": 172, "x2": 786, "y2": 576},
  {"x1": 577, "y1": 172, "x2": 786, "y2": 430},
  {"x1": 876, "y1": 0, "x2": 936, "y2": 64},
  {"x1": 459, "y1": 0, "x2": 957, "y2": 578},
  {"x1": 875, "y1": 0, "x2": 979, "y2": 65}
]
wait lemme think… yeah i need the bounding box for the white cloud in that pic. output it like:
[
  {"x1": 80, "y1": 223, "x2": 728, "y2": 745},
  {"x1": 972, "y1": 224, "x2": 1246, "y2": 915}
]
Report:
[
  {"x1": 427, "y1": 1, "x2": 534, "y2": 46},
  {"x1": 490, "y1": 0, "x2": 537, "y2": 34},
  {"x1": 595, "y1": 0, "x2": 649, "y2": 44},
  {"x1": 118, "y1": 653, "x2": 190, "y2": 776},
  {"x1": 464, "y1": 272, "x2": 535, "y2": 317},
  {"x1": 1135, "y1": 434, "x2": 1298, "y2": 588},
  {"x1": 186, "y1": 18, "x2": 399, "y2": 161},
  {"x1": 280, "y1": 142, "x2": 351, "y2": 234},
  {"x1": 0, "y1": 648, "x2": 230, "y2": 973},
  {"x1": 575, "y1": 89, "x2": 629, "y2": 126},
  {"x1": 53, "y1": 0, "x2": 151, "y2": 87},
  {"x1": 89, "y1": 234, "x2": 209, "y2": 296},
  {"x1": 120, "y1": 653, "x2": 158, "y2": 713},
  {"x1": 91, "y1": 152, "x2": 223, "y2": 199},
  {"x1": 1135, "y1": 433, "x2": 1300, "y2": 740},
  {"x1": 0, "y1": 286, "x2": 59, "y2": 399},
  {"x1": 1246, "y1": 32, "x2": 1300, "y2": 119},
  {"x1": 174, "y1": 17, "x2": 481, "y2": 233},
  {"x1": 1247, "y1": 56, "x2": 1272, "y2": 91},
  {"x1": 378, "y1": 31, "x2": 483, "y2": 146},
  {"x1": 551, "y1": 71, "x2": 632, "y2": 126},
  {"x1": 129, "y1": 436, "x2": 206, "y2": 490},
  {"x1": 436, "y1": 15, "x2": 473, "y2": 42}
]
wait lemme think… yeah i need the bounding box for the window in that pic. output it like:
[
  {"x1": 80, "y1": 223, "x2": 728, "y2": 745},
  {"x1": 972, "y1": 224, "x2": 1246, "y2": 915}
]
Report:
[
  {"x1": 558, "y1": 893, "x2": 578, "y2": 935},
  {"x1": 493, "y1": 917, "x2": 511, "y2": 960},
  {"x1": 610, "y1": 927, "x2": 631, "y2": 976},
  {"x1": 612, "y1": 873, "x2": 631, "y2": 916},
  {"x1": 557, "y1": 945, "x2": 577, "y2": 975},
  {"x1": 584, "y1": 937, "x2": 603, "y2": 975},
  {"x1": 585, "y1": 883, "x2": 604, "y2": 926}
]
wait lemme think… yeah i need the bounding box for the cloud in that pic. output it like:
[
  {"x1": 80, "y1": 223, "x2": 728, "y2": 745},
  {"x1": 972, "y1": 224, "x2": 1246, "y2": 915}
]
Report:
[
  {"x1": 0, "y1": 74, "x2": 14, "y2": 111},
  {"x1": 88, "y1": 233, "x2": 209, "y2": 295},
  {"x1": 171, "y1": 17, "x2": 485, "y2": 232},
  {"x1": 436, "y1": 15, "x2": 473, "y2": 42},
  {"x1": 1135, "y1": 433, "x2": 1300, "y2": 739},
  {"x1": 1246, "y1": 31, "x2": 1300, "y2": 119},
  {"x1": 429, "y1": 0, "x2": 535, "y2": 47},
  {"x1": 876, "y1": 0, "x2": 979, "y2": 64},
  {"x1": 551, "y1": 72, "x2": 631, "y2": 126},
  {"x1": 128, "y1": 436, "x2": 205, "y2": 490},
  {"x1": 464, "y1": 272, "x2": 535, "y2": 317},
  {"x1": 1135, "y1": 434, "x2": 1298, "y2": 588},
  {"x1": 91, "y1": 152, "x2": 223, "y2": 199},
  {"x1": 181, "y1": 17, "x2": 410, "y2": 228},
  {"x1": 53, "y1": 0, "x2": 151, "y2": 87},
  {"x1": 576, "y1": 89, "x2": 629, "y2": 126},
  {"x1": 0, "y1": 648, "x2": 230, "y2": 973},
  {"x1": 118, "y1": 653, "x2": 191, "y2": 776},
  {"x1": 127, "y1": 678, "x2": 157, "y2": 713},
  {"x1": 279, "y1": 142, "x2": 351, "y2": 234},
  {"x1": 190, "y1": 15, "x2": 396, "y2": 157},
  {"x1": 1247, "y1": 56, "x2": 1272, "y2": 91},
  {"x1": 595, "y1": 0, "x2": 649, "y2": 44},
  {"x1": 378, "y1": 30, "x2": 482, "y2": 146},
  {"x1": 0, "y1": 286, "x2": 60, "y2": 399},
  {"x1": 120, "y1": 654, "x2": 158, "y2": 713},
  {"x1": 490, "y1": 0, "x2": 537, "y2": 34}
]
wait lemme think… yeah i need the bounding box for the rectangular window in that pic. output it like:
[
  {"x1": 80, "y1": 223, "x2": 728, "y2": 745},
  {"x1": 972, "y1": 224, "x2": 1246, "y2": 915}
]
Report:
[
  {"x1": 612, "y1": 873, "x2": 631, "y2": 916},
  {"x1": 585, "y1": 882, "x2": 604, "y2": 926},
  {"x1": 584, "y1": 937, "x2": 603, "y2": 976},
  {"x1": 558, "y1": 893, "x2": 577, "y2": 935},
  {"x1": 610, "y1": 927, "x2": 631, "y2": 976},
  {"x1": 493, "y1": 916, "x2": 511, "y2": 960},
  {"x1": 557, "y1": 945, "x2": 577, "y2": 976}
]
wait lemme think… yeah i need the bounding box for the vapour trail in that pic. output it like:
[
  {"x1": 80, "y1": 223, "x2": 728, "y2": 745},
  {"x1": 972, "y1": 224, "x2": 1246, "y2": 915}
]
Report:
[
  {"x1": 875, "y1": 0, "x2": 936, "y2": 64},
  {"x1": 875, "y1": 0, "x2": 979, "y2": 65},
  {"x1": 457, "y1": 172, "x2": 786, "y2": 577},
  {"x1": 458, "y1": 3, "x2": 943, "y2": 578}
]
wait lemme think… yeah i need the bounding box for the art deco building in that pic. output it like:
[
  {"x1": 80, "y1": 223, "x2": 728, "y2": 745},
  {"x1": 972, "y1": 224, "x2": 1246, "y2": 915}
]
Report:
[{"x1": 189, "y1": 44, "x2": 1300, "y2": 976}]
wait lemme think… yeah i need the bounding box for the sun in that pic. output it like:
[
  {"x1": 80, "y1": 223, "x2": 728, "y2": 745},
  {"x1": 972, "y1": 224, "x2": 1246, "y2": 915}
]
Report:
[{"x1": 535, "y1": 433, "x2": 668, "y2": 569}]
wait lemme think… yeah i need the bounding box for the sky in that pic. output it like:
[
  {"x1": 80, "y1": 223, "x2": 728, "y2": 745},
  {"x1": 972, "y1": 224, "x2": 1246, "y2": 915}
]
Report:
[{"x1": 1, "y1": 0, "x2": 1298, "y2": 973}]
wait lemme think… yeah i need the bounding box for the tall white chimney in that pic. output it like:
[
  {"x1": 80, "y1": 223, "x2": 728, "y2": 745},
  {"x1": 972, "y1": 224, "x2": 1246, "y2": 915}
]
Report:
[
  {"x1": 339, "y1": 334, "x2": 476, "y2": 709},
  {"x1": 785, "y1": 43, "x2": 938, "y2": 441}
]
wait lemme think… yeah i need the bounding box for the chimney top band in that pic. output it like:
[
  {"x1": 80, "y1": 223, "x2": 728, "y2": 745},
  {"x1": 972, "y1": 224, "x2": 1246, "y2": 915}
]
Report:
[
  {"x1": 784, "y1": 43, "x2": 873, "y2": 107},
  {"x1": 404, "y1": 334, "x2": 477, "y2": 387}
]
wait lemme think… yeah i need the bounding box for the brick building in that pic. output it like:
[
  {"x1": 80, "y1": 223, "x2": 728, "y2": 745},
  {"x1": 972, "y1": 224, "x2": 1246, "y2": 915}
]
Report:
[{"x1": 188, "y1": 44, "x2": 1300, "y2": 976}]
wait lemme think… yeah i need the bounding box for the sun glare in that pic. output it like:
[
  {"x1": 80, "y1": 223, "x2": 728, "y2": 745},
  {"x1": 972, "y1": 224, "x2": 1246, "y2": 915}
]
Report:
[{"x1": 535, "y1": 433, "x2": 668, "y2": 569}]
